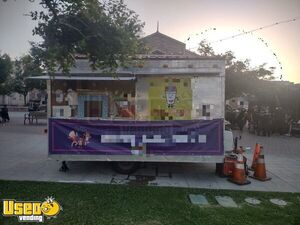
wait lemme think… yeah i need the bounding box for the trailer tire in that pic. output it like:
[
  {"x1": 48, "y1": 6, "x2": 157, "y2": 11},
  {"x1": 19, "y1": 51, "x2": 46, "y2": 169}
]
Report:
[{"x1": 112, "y1": 162, "x2": 140, "y2": 174}]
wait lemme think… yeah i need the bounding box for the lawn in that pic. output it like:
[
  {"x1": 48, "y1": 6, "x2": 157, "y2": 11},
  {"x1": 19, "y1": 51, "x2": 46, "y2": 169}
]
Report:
[{"x1": 0, "y1": 180, "x2": 299, "y2": 225}]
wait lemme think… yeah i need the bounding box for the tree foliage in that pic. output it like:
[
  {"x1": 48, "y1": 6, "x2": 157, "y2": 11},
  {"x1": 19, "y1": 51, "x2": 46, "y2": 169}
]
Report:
[
  {"x1": 29, "y1": 0, "x2": 145, "y2": 74},
  {"x1": 0, "y1": 53, "x2": 12, "y2": 84},
  {"x1": 256, "y1": 63, "x2": 275, "y2": 80},
  {"x1": 12, "y1": 54, "x2": 46, "y2": 105},
  {"x1": 197, "y1": 40, "x2": 300, "y2": 119},
  {"x1": 197, "y1": 40, "x2": 215, "y2": 56},
  {"x1": 0, "y1": 53, "x2": 13, "y2": 95}
]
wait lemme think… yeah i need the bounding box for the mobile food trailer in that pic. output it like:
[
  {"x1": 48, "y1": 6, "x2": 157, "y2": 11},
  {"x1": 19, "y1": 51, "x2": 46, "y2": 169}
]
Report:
[{"x1": 32, "y1": 54, "x2": 232, "y2": 173}]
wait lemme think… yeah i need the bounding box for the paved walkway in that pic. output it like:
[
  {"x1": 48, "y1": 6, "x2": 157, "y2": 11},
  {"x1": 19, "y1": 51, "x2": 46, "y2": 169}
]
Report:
[{"x1": 1, "y1": 112, "x2": 300, "y2": 192}]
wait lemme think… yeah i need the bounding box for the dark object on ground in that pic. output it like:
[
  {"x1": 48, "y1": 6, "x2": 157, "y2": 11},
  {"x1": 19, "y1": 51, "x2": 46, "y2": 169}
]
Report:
[{"x1": 59, "y1": 161, "x2": 69, "y2": 172}]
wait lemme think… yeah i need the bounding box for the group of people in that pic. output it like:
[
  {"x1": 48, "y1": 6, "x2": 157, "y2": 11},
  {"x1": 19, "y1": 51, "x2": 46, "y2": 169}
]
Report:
[
  {"x1": 0, "y1": 105, "x2": 10, "y2": 123},
  {"x1": 247, "y1": 106, "x2": 292, "y2": 136},
  {"x1": 227, "y1": 105, "x2": 294, "y2": 137}
]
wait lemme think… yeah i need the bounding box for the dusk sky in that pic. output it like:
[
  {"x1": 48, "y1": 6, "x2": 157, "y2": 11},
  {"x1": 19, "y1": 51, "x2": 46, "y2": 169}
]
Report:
[{"x1": 0, "y1": 0, "x2": 299, "y2": 83}]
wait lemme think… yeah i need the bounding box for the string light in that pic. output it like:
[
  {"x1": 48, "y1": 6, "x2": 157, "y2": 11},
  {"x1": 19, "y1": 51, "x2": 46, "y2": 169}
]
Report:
[
  {"x1": 185, "y1": 28, "x2": 284, "y2": 80},
  {"x1": 211, "y1": 16, "x2": 300, "y2": 43},
  {"x1": 183, "y1": 16, "x2": 300, "y2": 80},
  {"x1": 185, "y1": 16, "x2": 300, "y2": 49}
]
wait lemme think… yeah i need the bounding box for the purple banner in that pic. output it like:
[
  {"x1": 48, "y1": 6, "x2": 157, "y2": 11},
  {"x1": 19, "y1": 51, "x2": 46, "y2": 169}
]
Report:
[{"x1": 49, "y1": 118, "x2": 224, "y2": 156}]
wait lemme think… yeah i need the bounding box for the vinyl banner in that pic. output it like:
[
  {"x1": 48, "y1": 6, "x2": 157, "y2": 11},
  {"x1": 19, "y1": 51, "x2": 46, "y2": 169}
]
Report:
[{"x1": 49, "y1": 118, "x2": 224, "y2": 156}]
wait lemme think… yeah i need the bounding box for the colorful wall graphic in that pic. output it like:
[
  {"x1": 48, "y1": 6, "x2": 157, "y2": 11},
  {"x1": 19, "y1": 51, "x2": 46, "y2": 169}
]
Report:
[{"x1": 148, "y1": 77, "x2": 192, "y2": 120}]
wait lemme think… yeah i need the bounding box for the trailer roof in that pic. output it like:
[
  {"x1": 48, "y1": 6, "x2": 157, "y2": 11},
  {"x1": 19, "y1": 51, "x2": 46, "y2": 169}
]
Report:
[
  {"x1": 28, "y1": 75, "x2": 136, "y2": 80},
  {"x1": 28, "y1": 57, "x2": 225, "y2": 80}
]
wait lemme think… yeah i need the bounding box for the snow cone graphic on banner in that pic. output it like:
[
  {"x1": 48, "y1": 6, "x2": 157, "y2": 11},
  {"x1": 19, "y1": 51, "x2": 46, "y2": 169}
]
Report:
[{"x1": 68, "y1": 130, "x2": 91, "y2": 148}]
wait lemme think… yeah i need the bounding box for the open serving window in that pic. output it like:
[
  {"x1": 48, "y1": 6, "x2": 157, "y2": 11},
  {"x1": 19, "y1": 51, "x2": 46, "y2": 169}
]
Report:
[{"x1": 50, "y1": 79, "x2": 136, "y2": 120}]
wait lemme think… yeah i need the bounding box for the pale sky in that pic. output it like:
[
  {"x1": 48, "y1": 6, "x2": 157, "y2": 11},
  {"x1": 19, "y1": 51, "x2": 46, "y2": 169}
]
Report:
[{"x1": 0, "y1": 0, "x2": 300, "y2": 83}]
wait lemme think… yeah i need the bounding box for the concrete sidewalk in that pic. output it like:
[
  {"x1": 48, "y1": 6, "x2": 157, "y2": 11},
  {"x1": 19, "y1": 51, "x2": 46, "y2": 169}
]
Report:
[{"x1": 1, "y1": 112, "x2": 300, "y2": 192}]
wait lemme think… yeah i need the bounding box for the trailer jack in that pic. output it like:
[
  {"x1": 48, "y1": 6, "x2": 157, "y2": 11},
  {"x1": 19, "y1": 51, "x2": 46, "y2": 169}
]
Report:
[{"x1": 59, "y1": 161, "x2": 69, "y2": 172}]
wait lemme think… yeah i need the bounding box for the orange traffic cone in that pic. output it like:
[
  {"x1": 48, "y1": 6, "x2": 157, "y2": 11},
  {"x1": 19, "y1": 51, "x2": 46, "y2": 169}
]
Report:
[
  {"x1": 250, "y1": 143, "x2": 261, "y2": 170},
  {"x1": 250, "y1": 149, "x2": 271, "y2": 181},
  {"x1": 228, "y1": 153, "x2": 251, "y2": 185}
]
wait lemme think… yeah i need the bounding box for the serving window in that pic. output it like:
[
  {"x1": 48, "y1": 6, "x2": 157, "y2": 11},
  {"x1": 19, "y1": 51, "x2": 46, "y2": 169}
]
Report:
[{"x1": 51, "y1": 80, "x2": 135, "y2": 120}]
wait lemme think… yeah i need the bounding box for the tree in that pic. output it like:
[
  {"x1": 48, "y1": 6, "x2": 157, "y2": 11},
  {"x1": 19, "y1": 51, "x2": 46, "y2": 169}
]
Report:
[
  {"x1": 197, "y1": 40, "x2": 215, "y2": 56},
  {"x1": 255, "y1": 63, "x2": 275, "y2": 80},
  {"x1": 12, "y1": 55, "x2": 46, "y2": 105},
  {"x1": 0, "y1": 53, "x2": 13, "y2": 95},
  {"x1": 222, "y1": 51, "x2": 235, "y2": 68},
  {"x1": 28, "y1": 0, "x2": 145, "y2": 74},
  {"x1": 227, "y1": 59, "x2": 250, "y2": 73}
]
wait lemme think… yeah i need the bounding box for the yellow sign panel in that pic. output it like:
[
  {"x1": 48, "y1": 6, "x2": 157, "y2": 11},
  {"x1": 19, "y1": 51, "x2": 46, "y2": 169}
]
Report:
[
  {"x1": 3, "y1": 197, "x2": 61, "y2": 223},
  {"x1": 148, "y1": 77, "x2": 192, "y2": 120}
]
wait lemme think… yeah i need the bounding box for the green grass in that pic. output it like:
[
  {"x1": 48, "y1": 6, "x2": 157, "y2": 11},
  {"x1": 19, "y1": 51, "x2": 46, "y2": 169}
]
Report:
[{"x1": 1, "y1": 180, "x2": 300, "y2": 225}]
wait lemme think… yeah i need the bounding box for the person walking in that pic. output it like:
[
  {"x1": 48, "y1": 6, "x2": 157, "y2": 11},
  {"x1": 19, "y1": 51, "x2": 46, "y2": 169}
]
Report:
[{"x1": 1, "y1": 105, "x2": 10, "y2": 123}]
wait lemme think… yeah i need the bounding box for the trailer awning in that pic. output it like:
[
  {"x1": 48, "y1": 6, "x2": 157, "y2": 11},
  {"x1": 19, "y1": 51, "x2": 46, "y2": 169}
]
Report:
[{"x1": 28, "y1": 75, "x2": 136, "y2": 81}]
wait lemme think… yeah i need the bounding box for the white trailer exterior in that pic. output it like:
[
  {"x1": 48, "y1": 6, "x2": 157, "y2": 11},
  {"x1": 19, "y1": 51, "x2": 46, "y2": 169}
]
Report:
[
  {"x1": 33, "y1": 56, "x2": 231, "y2": 164},
  {"x1": 31, "y1": 32, "x2": 232, "y2": 168}
]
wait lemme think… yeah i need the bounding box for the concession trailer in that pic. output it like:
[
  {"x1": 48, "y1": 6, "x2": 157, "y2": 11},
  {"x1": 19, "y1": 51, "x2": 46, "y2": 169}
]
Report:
[{"x1": 31, "y1": 32, "x2": 233, "y2": 173}]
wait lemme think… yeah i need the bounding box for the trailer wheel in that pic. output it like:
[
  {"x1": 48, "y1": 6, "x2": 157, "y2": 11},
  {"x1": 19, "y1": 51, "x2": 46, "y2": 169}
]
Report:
[{"x1": 112, "y1": 162, "x2": 140, "y2": 174}]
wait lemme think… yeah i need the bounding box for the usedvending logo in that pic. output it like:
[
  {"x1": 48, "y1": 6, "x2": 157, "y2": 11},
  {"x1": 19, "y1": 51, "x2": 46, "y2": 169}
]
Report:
[{"x1": 2, "y1": 197, "x2": 61, "y2": 223}]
